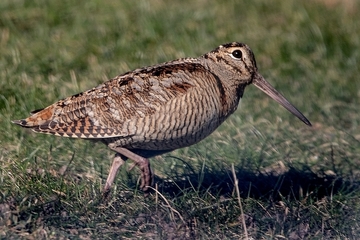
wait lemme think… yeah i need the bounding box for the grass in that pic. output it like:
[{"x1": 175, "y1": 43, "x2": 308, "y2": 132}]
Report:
[{"x1": 1, "y1": 0, "x2": 360, "y2": 238}]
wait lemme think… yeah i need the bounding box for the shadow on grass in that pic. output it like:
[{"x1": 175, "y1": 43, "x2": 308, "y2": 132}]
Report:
[{"x1": 156, "y1": 165, "x2": 358, "y2": 201}]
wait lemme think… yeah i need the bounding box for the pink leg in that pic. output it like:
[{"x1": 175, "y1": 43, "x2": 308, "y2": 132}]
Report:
[
  {"x1": 109, "y1": 146, "x2": 153, "y2": 191},
  {"x1": 104, "y1": 153, "x2": 127, "y2": 192}
]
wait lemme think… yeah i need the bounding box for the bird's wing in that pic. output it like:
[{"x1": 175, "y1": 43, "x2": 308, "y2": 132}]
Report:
[{"x1": 12, "y1": 61, "x2": 220, "y2": 139}]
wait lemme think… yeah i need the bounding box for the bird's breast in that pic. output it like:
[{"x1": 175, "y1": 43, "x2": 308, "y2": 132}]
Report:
[{"x1": 108, "y1": 82, "x2": 239, "y2": 151}]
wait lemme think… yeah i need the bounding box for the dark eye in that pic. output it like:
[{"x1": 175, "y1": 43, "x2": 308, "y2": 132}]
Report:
[{"x1": 231, "y1": 50, "x2": 242, "y2": 59}]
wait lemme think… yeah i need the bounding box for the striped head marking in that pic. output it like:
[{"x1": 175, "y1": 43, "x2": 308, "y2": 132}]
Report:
[
  {"x1": 203, "y1": 42, "x2": 258, "y2": 88},
  {"x1": 203, "y1": 42, "x2": 311, "y2": 126}
]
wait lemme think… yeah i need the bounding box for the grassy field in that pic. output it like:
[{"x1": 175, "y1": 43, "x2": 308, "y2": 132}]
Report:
[{"x1": 1, "y1": 0, "x2": 360, "y2": 238}]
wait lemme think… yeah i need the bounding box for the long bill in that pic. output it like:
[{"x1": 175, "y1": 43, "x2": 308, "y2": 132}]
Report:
[{"x1": 252, "y1": 73, "x2": 312, "y2": 126}]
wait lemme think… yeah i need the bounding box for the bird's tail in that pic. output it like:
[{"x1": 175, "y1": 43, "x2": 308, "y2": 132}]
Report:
[{"x1": 12, "y1": 105, "x2": 55, "y2": 128}]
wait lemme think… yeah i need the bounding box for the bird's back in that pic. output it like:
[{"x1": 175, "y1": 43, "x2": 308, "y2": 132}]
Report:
[{"x1": 13, "y1": 58, "x2": 239, "y2": 151}]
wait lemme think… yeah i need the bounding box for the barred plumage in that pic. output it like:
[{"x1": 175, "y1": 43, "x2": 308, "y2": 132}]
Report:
[{"x1": 12, "y1": 42, "x2": 311, "y2": 192}]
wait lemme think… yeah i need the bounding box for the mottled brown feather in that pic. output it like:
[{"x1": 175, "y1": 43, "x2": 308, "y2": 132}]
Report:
[
  {"x1": 12, "y1": 42, "x2": 311, "y2": 192},
  {"x1": 13, "y1": 61, "x2": 232, "y2": 143}
]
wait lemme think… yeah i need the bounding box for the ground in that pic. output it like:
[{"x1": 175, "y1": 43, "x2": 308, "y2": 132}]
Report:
[{"x1": 0, "y1": 0, "x2": 359, "y2": 239}]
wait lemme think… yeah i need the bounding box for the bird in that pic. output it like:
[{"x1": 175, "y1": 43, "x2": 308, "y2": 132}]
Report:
[{"x1": 12, "y1": 42, "x2": 311, "y2": 192}]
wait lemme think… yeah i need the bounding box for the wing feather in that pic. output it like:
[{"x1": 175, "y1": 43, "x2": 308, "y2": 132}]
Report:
[{"x1": 12, "y1": 60, "x2": 214, "y2": 139}]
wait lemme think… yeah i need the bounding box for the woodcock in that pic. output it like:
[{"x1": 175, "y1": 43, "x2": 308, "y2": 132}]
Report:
[{"x1": 12, "y1": 42, "x2": 311, "y2": 192}]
